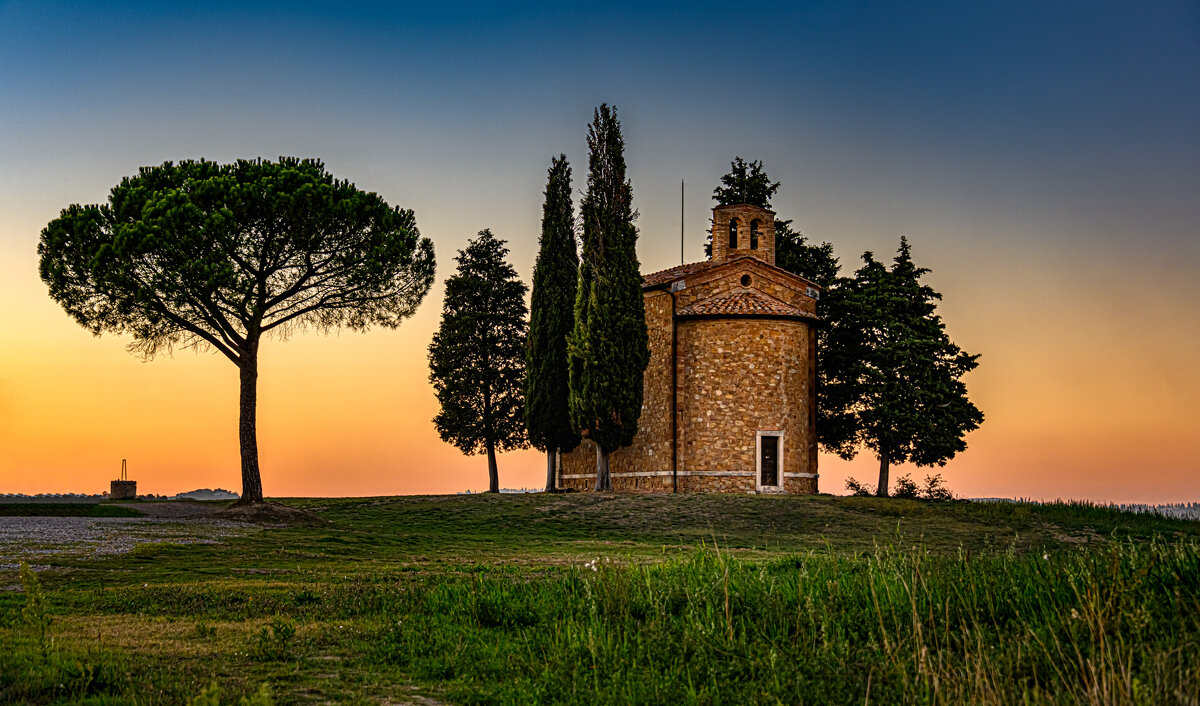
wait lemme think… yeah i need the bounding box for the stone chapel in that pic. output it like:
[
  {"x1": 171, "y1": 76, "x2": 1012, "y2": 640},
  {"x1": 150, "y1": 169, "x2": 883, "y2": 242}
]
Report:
[{"x1": 558, "y1": 202, "x2": 823, "y2": 494}]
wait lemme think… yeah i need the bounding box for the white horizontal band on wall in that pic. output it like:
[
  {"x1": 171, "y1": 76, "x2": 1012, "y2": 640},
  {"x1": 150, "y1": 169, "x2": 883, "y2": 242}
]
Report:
[
  {"x1": 561, "y1": 471, "x2": 820, "y2": 480},
  {"x1": 561, "y1": 470, "x2": 765, "y2": 480}
]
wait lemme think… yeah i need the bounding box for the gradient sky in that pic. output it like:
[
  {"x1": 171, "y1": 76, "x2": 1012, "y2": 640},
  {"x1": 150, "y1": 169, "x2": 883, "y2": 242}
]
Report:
[{"x1": 1, "y1": 1, "x2": 1197, "y2": 502}]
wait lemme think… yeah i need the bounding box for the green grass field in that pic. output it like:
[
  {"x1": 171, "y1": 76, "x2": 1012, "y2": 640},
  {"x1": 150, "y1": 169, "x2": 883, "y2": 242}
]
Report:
[{"x1": 2, "y1": 493, "x2": 1198, "y2": 704}]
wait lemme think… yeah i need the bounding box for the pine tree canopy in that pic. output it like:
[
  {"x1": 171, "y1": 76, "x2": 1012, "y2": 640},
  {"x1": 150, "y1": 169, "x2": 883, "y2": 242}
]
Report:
[
  {"x1": 568, "y1": 104, "x2": 650, "y2": 455},
  {"x1": 712, "y1": 157, "x2": 780, "y2": 208},
  {"x1": 429, "y1": 230, "x2": 529, "y2": 458},
  {"x1": 820, "y1": 237, "x2": 984, "y2": 472},
  {"x1": 37, "y1": 157, "x2": 436, "y2": 503},
  {"x1": 39, "y1": 158, "x2": 435, "y2": 359},
  {"x1": 525, "y1": 155, "x2": 580, "y2": 455}
]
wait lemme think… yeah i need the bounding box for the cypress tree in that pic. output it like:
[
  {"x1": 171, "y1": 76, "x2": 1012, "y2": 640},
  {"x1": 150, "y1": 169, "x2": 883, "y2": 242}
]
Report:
[
  {"x1": 524, "y1": 155, "x2": 580, "y2": 492},
  {"x1": 567, "y1": 104, "x2": 649, "y2": 492},
  {"x1": 821, "y1": 237, "x2": 984, "y2": 496},
  {"x1": 428, "y1": 229, "x2": 529, "y2": 493}
]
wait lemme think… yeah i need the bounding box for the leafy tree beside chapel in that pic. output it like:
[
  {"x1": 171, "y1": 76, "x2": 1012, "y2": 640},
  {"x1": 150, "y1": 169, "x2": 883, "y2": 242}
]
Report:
[
  {"x1": 429, "y1": 229, "x2": 529, "y2": 493},
  {"x1": 568, "y1": 104, "x2": 649, "y2": 492},
  {"x1": 525, "y1": 155, "x2": 580, "y2": 492},
  {"x1": 821, "y1": 238, "x2": 984, "y2": 496},
  {"x1": 38, "y1": 158, "x2": 436, "y2": 504}
]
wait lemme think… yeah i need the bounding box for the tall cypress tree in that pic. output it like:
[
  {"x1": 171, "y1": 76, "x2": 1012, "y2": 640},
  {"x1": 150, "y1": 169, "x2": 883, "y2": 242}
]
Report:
[
  {"x1": 568, "y1": 104, "x2": 649, "y2": 492},
  {"x1": 821, "y1": 237, "x2": 984, "y2": 496},
  {"x1": 428, "y1": 229, "x2": 529, "y2": 493},
  {"x1": 525, "y1": 155, "x2": 580, "y2": 491}
]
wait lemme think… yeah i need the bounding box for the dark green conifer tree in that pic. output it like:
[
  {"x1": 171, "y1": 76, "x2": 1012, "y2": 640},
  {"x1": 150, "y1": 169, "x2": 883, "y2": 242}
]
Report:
[
  {"x1": 703, "y1": 159, "x2": 839, "y2": 290},
  {"x1": 524, "y1": 155, "x2": 580, "y2": 492},
  {"x1": 567, "y1": 104, "x2": 649, "y2": 492},
  {"x1": 37, "y1": 157, "x2": 435, "y2": 504},
  {"x1": 712, "y1": 157, "x2": 779, "y2": 207},
  {"x1": 428, "y1": 230, "x2": 529, "y2": 493},
  {"x1": 773, "y1": 219, "x2": 840, "y2": 290},
  {"x1": 821, "y1": 237, "x2": 984, "y2": 496}
]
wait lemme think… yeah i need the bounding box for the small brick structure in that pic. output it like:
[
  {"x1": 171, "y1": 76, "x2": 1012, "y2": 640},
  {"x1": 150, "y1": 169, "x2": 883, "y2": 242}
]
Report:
[
  {"x1": 559, "y1": 203, "x2": 822, "y2": 494},
  {"x1": 109, "y1": 480, "x2": 137, "y2": 500}
]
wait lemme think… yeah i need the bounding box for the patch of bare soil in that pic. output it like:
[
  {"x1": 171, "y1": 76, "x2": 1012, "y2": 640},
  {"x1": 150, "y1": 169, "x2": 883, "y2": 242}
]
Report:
[{"x1": 210, "y1": 501, "x2": 327, "y2": 525}]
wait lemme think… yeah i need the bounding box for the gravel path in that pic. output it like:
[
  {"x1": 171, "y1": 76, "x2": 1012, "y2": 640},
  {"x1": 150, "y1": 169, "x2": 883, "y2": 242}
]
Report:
[{"x1": 0, "y1": 514, "x2": 252, "y2": 570}]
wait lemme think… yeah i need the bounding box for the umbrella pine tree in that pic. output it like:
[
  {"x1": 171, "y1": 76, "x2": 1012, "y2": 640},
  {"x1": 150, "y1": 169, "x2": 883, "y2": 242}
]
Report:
[{"x1": 38, "y1": 158, "x2": 435, "y2": 504}]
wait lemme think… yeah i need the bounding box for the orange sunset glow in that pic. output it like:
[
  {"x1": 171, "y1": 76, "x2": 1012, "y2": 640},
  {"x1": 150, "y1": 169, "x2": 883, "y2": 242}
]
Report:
[{"x1": 1, "y1": 3, "x2": 1197, "y2": 504}]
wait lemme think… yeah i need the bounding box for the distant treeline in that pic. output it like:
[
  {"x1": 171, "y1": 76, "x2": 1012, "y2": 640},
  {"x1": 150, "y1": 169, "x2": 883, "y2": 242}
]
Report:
[{"x1": 974, "y1": 497, "x2": 1200, "y2": 521}]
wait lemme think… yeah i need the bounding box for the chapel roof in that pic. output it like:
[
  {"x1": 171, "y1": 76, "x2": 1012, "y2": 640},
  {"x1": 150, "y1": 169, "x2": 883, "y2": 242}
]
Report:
[
  {"x1": 642, "y1": 254, "x2": 820, "y2": 292},
  {"x1": 642, "y1": 260, "x2": 722, "y2": 288},
  {"x1": 676, "y1": 289, "x2": 818, "y2": 321}
]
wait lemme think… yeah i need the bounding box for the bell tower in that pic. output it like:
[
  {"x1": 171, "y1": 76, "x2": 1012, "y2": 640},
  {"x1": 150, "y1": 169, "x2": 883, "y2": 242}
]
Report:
[{"x1": 711, "y1": 203, "x2": 775, "y2": 266}]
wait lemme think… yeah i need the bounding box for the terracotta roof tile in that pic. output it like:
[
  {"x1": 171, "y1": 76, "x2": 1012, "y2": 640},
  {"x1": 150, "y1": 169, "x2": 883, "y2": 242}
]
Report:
[
  {"x1": 641, "y1": 260, "x2": 720, "y2": 288},
  {"x1": 677, "y1": 290, "x2": 815, "y2": 319},
  {"x1": 642, "y1": 254, "x2": 820, "y2": 292}
]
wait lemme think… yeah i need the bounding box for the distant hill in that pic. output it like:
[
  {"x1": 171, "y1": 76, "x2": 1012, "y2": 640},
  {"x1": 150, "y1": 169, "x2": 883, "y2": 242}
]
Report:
[{"x1": 170, "y1": 488, "x2": 239, "y2": 501}]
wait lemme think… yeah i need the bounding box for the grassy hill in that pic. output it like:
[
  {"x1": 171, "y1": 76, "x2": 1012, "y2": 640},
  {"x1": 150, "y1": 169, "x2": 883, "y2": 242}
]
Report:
[{"x1": 2, "y1": 493, "x2": 1198, "y2": 704}]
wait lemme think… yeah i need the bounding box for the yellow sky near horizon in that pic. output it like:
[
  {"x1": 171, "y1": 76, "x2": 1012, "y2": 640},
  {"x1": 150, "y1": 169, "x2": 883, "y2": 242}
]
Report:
[{"x1": 2, "y1": 205, "x2": 1197, "y2": 504}]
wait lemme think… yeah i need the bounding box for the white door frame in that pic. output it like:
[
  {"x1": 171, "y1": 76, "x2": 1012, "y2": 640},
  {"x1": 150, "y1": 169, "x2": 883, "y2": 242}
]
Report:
[{"x1": 756, "y1": 431, "x2": 784, "y2": 492}]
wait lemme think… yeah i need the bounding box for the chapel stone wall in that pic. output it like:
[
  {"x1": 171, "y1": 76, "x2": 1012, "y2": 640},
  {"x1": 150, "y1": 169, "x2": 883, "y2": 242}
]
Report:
[
  {"x1": 676, "y1": 318, "x2": 817, "y2": 493},
  {"x1": 672, "y1": 259, "x2": 818, "y2": 315},
  {"x1": 559, "y1": 313, "x2": 818, "y2": 495}
]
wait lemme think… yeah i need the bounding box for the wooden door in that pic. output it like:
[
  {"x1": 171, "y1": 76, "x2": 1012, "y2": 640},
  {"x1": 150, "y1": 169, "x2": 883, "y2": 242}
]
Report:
[{"x1": 760, "y1": 435, "x2": 779, "y2": 487}]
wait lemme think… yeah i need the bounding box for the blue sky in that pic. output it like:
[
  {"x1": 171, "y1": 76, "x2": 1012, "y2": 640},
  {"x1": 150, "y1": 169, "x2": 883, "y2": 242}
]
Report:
[{"x1": 4, "y1": 2, "x2": 1197, "y2": 259}]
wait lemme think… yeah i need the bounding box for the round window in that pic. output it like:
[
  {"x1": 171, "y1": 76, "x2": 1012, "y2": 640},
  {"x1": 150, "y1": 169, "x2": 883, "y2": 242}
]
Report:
[{"x1": 740, "y1": 274, "x2": 752, "y2": 287}]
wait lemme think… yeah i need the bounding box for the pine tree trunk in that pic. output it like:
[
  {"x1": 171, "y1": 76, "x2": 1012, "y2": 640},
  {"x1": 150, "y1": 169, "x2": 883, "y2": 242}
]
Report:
[
  {"x1": 236, "y1": 341, "x2": 263, "y2": 505},
  {"x1": 875, "y1": 454, "x2": 890, "y2": 498},
  {"x1": 487, "y1": 441, "x2": 499, "y2": 493},
  {"x1": 545, "y1": 448, "x2": 557, "y2": 493},
  {"x1": 594, "y1": 444, "x2": 612, "y2": 492}
]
